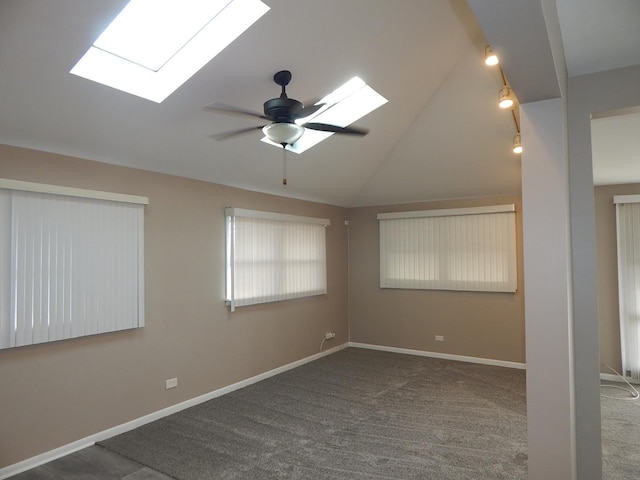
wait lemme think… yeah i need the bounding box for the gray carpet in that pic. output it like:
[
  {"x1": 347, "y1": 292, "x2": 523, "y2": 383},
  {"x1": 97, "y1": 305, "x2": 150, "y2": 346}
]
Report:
[
  {"x1": 99, "y1": 348, "x2": 528, "y2": 479},
  {"x1": 601, "y1": 382, "x2": 640, "y2": 479}
]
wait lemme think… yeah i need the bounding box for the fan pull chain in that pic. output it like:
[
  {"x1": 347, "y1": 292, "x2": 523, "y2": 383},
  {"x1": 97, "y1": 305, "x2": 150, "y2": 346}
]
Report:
[{"x1": 282, "y1": 144, "x2": 288, "y2": 186}]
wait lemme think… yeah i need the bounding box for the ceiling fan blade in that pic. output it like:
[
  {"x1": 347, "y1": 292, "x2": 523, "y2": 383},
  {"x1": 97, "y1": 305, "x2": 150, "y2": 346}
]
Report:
[
  {"x1": 303, "y1": 122, "x2": 369, "y2": 136},
  {"x1": 203, "y1": 102, "x2": 271, "y2": 121},
  {"x1": 210, "y1": 125, "x2": 265, "y2": 141},
  {"x1": 292, "y1": 102, "x2": 325, "y2": 119}
]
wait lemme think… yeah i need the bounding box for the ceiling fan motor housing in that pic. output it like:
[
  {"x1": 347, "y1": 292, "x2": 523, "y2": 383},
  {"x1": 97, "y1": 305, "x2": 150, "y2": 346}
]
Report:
[{"x1": 263, "y1": 97, "x2": 303, "y2": 123}]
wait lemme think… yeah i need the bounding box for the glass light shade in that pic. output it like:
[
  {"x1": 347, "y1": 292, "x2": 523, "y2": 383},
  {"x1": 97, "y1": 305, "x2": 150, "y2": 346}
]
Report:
[
  {"x1": 499, "y1": 87, "x2": 514, "y2": 109},
  {"x1": 512, "y1": 133, "x2": 522, "y2": 154},
  {"x1": 262, "y1": 123, "x2": 304, "y2": 145}
]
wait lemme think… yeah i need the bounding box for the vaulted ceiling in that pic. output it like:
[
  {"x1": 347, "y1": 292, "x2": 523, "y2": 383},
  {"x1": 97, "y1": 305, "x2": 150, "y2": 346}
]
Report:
[{"x1": 1, "y1": 1, "x2": 639, "y2": 207}]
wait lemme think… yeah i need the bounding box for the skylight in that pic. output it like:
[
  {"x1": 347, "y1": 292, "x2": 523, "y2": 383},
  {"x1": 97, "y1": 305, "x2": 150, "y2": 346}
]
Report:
[
  {"x1": 70, "y1": 0, "x2": 270, "y2": 103},
  {"x1": 261, "y1": 77, "x2": 388, "y2": 154}
]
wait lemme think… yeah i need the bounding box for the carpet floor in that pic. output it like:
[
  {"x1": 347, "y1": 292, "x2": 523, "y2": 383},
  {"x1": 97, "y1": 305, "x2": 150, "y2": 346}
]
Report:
[
  {"x1": 99, "y1": 348, "x2": 528, "y2": 479},
  {"x1": 601, "y1": 381, "x2": 640, "y2": 479}
]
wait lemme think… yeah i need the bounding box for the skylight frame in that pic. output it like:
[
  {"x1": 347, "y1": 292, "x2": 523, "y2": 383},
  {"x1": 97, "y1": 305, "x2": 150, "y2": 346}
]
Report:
[
  {"x1": 70, "y1": 0, "x2": 270, "y2": 103},
  {"x1": 261, "y1": 76, "x2": 388, "y2": 154}
]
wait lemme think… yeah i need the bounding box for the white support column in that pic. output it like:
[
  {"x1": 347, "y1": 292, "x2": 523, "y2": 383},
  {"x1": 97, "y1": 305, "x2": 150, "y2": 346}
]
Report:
[{"x1": 521, "y1": 97, "x2": 576, "y2": 479}]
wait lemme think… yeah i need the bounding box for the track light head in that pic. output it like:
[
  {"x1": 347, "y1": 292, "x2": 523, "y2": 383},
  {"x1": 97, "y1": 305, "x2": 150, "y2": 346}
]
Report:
[
  {"x1": 498, "y1": 87, "x2": 514, "y2": 109},
  {"x1": 485, "y1": 45, "x2": 498, "y2": 66},
  {"x1": 512, "y1": 133, "x2": 522, "y2": 154}
]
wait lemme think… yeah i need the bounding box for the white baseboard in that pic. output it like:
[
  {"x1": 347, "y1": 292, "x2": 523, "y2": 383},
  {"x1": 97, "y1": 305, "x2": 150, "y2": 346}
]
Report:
[
  {"x1": 601, "y1": 373, "x2": 621, "y2": 383},
  {"x1": 600, "y1": 372, "x2": 640, "y2": 384},
  {"x1": 350, "y1": 342, "x2": 638, "y2": 384},
  {"x1": 348, "y1": 342, "x2": 527, "y2": 370},
  {"x1": 0, "y1": 343, "x2": 349, "y2": 480}
]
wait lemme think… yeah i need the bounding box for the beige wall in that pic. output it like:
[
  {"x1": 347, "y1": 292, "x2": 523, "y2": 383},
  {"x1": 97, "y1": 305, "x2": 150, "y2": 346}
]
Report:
[
  {"x1": 0, "y1": 144, "x2": 527, "y2": 468},
  {"x1": 594, "y1": 183, "x2": 640, "y2": 373},
  {"x1": 348, "y1": 196, "x2": 525, "y2": 363},
  {"x1": 0, "y1": 144, "x2": 349, "y2": 467}
]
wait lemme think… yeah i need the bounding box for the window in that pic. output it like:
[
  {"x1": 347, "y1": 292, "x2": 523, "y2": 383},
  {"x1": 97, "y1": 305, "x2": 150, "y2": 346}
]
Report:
[
  {"x1": 0, "y1": 179, "x2": 147, "y2": 349},
  {"x1": 615, "y1": 195, "x2": 640, "y2": 380},
  {"x1": 70, "y1": 0, "x2": 269, "y2": 102},
  {"x1": 378, "y1": 205, "x2": 517, "y2": 293},
  {"x1": 225, "y1": 208, "x2": 329, "y2": 311}
]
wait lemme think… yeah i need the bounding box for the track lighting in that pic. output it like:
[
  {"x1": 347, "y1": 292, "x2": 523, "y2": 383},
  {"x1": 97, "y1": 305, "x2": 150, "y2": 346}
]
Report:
[
  {"x1": 485, "y1": 45, "x2": 498, "y2": 66},
  {"x1": 498, "y1": 87, "x2": 514, "y2": 109},
  {"x1": 512, "y1": 133, "x2": 522, "y2": 154},
  {"x1": 484, "y1": 46, "x2": 520, "y2": 155}
]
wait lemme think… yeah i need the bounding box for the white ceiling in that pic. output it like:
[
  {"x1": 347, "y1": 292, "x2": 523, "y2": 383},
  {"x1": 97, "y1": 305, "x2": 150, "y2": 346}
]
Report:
[
  {"x1": 556, "y1": 0, "x2": 640, "y2": 187},
  {"x1": 556, "y1": 0, "x2": 640, "y2": 77},
  {"x1": 0, "y1": 1, "x2": 638, "y2": 206}
]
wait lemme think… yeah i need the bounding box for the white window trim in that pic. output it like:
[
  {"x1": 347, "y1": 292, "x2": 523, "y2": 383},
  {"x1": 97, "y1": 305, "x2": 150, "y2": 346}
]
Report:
[
  {"x1": 0, "y1": 178, "x2": 148, "y2": 204},
  {"x1": 377, "y1": 204, "x2": 515, "y2": 220},
  {"x1": 225, "y1": 208, "x2": 329, "y2": 226},
  {"x1": 614, "y1": 194, "x2": 640, "y2": 204}
]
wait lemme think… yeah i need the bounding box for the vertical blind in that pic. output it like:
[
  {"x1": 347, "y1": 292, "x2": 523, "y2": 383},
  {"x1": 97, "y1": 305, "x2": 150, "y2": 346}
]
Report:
[
  {"x1": 378, "y1": 205, "x2": 517, "y2": 292},
  {"x1": 615, "y1": 195, "x2": 640, "y2": 380},
  {"x1": 0, "y1": 180, "x2": 146, "y2": 349},
  {"x1": 225, "y1": 208, "x2": 329, "y2": 311}
]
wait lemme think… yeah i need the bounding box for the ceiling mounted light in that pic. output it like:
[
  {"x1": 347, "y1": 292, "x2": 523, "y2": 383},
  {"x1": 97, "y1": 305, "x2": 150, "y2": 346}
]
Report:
[
  {"x1": 512, "y1": 133, "x2": 522, "y2": 154},
  {"x1": 485, "y1": 45, "x2": 498, "y2": 66},
  {"x1": 262, "y1": 76, "x2": 387, "y2": 153},
  {"x1": 498, "y1": 87, "x2": 514, "y2": 109},
  {"x1": 262, "y1": 123, "x2": 304, "y2": 145},
  {"x1": 484, "y1": 49, "x2": 519, "y2": 153}
]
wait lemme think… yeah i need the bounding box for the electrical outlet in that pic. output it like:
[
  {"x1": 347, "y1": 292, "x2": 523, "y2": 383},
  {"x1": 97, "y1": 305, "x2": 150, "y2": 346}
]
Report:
[
  {"x1": 435, "y1": 335, "x2": 444, "y2": 342},
  {"x1": 165, "y1": 377, "x2": 178, "y2": 389},
  {"x1": 325, "y1": 332, "x2": 336, "y2": 340}
]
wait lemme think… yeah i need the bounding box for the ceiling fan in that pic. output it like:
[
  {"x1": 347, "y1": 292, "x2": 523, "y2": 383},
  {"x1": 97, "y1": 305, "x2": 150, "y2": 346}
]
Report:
[{"x1": 204, "y1": 70, "x2": 369, "y2": 147}]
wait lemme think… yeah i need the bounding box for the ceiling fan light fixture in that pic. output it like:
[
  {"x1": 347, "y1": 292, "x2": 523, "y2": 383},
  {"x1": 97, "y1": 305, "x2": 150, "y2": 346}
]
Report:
[
  {"x1": 262, "y1": 123, "x2": 305, "y2": 145},
  {"x1": 512, "y1": 133, "x2": 523, "y2": 154},
  {"x1": 485, "y1": 45, "x2": 499, "y2": 66},
  {"x1": 498, "y1": 86, "x2": 514, "y2": 109}
]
